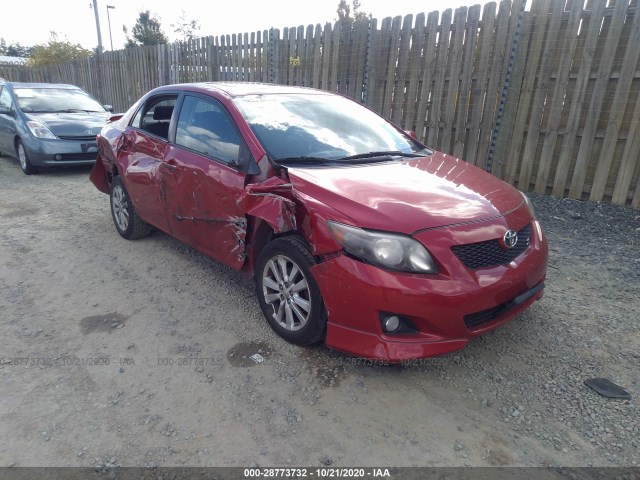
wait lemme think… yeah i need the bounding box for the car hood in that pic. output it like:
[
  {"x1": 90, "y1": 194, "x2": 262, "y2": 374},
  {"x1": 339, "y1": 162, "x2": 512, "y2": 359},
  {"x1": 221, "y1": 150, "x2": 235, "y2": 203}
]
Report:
[
  {"x1": 26, "y1": 112, "x2": 109, "y2": 137},
  {"x1": 287, "y1": 151, "x2": 525, "y2": 233}
]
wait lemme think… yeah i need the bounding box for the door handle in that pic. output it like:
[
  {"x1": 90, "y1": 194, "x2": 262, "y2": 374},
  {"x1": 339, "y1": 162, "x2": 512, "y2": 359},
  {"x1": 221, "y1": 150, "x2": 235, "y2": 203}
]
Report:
[{"x1": 161, "y1": 159, "x2": 178, "y2": 172}]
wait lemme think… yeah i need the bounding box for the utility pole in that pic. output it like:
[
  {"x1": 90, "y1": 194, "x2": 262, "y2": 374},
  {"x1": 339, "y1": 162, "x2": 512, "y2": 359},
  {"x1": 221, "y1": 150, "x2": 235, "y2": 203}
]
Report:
[
  {"x1": 92, "y1": 0, "x2": 104, "y2": 54},
  {"x1": 90, "y1": 0, "x2": 105, "y2": 106}
]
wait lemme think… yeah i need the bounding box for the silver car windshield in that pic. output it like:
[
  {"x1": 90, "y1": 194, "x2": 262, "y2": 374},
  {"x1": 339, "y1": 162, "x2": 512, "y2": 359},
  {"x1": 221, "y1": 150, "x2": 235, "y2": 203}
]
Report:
[
  {"x1": 14, "y1": 88, "x2": 106, "y2": 113},
  {"x1": 234, "y1": 93, "x2": 427, "y2": 165}
]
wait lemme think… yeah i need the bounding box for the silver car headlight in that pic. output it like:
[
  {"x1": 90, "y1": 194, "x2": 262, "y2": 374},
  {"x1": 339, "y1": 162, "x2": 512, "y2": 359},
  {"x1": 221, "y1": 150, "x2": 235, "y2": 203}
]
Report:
[
  {"x1": 27, "y1": 120, "x2": 57, "y2": 139},
  {"x1": 327, "y1": 221, "x2": 438, "y2": 274}
]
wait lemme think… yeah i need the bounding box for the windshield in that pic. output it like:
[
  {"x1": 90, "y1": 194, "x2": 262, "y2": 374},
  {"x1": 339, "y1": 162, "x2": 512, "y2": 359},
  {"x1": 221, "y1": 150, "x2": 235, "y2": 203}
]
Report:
[
  {"x1": 14, "y1": 88, "x2": 106, "y2": 113},
  {"x1": 234, "y1": 93, "x2": 428, "y2": 165}
]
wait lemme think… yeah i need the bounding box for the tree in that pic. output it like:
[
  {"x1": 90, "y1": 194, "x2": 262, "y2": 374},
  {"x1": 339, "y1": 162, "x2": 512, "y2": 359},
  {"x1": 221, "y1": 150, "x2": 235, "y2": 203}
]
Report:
[
  {"x1": 27, "y1": 32, "x2": 91, "y2": 67},
  {"x1": 0, "y1": 38, "x2": 34, "y2": 58},
  {"x1": 125, "y1": 10, "x2": 168, "y2": 48},
  {"x1": 171, "y1": 10, "x2": 201, "y2": 42},
  {"x1": 336, "y1": 0, "x2": 369, "y2": 22}
]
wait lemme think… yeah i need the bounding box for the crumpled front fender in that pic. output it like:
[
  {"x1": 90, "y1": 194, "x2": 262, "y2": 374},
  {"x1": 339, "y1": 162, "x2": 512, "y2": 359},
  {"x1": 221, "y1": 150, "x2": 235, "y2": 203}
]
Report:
[{"x1": 237, "y1": 177, "x2": 297, "y2": 234}]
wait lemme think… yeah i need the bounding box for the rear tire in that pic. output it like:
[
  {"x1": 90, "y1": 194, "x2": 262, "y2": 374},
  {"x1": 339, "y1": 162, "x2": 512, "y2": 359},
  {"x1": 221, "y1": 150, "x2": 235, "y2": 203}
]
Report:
[
  {"x1": 255, "y1": 236, "x2": 327, "y2": 345},
  {"x1": 17, "y1": 140, "x2": 37, "y2": 175},
  {"x1": 110, "y1": 176, "x2": 153, "y2": 239}
]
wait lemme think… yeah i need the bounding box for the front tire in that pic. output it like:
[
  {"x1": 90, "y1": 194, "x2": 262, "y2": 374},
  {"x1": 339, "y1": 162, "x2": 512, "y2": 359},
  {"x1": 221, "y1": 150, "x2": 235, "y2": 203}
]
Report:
[
  {"x1": 17, "y1": 140, "x2": 37, "y2": 175},
  {"x1": 255, "y1": 236, "x2": 327, "y2": 345},
  {"x1": 110, "y1": 176, "x2": 152, "y2": 239}
]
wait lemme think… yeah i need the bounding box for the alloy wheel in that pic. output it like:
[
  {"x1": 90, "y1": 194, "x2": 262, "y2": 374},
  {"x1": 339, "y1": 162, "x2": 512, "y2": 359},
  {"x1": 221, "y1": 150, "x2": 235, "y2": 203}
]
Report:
[
  {"x1": 111, "y1": 184, "x2": 130, "y2": 232},
  {"x1": 262, "y1": 254, "x2": 312, "y2": 331},
  {"x1": 18, "y1": 144, "x2": 27, "y2": 171}
]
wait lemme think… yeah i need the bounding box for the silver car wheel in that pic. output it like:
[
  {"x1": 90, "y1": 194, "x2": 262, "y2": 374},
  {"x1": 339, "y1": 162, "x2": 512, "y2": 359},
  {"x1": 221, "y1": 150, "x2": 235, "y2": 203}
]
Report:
[
  {"x1": 262, "y1": 254, "x2": 311, "y2": 332},
  {"x1": 18, "y1": 144, "x2": 27, "y2": 170},
  {"x1": 111, "y1": 184, "x2": 130, "y2": 232}
]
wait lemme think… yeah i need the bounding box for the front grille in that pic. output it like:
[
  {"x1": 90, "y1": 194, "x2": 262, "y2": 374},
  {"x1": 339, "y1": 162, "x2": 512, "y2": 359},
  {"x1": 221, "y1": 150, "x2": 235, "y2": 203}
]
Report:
[
  {"x1": 54, "y1": 153, "x2": 97, "y2": 161},
  {"x1": 57, "y1": 135, "x2": 97, "y2": 141},
  {"x1": 451, "y1": 224, "x2": 531, "y2": 269}
]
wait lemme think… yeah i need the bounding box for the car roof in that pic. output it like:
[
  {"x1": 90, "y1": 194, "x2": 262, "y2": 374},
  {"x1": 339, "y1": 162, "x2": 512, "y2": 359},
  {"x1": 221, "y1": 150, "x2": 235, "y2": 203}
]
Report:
[
  {"x1": 5, "y1": 82, "x2": 82, "y2": 90},
  {"x1": 156, "y1": 82, "x2": 331, "y2": 98}
]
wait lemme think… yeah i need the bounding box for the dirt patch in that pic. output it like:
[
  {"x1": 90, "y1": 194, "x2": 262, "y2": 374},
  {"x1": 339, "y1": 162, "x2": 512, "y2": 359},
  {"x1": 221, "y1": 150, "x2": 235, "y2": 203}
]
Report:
[
  {"x1": 0, "y1": 158, "x2": 638, "y2": 468},
  {"x1": 80, "y1": 313, "x2": 128, "y2": 334}
]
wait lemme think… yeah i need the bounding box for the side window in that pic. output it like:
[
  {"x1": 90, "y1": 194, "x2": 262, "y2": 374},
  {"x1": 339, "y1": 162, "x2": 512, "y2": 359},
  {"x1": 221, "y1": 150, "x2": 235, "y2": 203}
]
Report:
[
  {"x1": 131, "y1": 96, "x2": 177, "y2": 140},
  {"x1": 175, "y1": 96, "x2": 241, "y2": 164},
  {"x1": 0, "y1": 87, "x2": 13, "y2": 110}
]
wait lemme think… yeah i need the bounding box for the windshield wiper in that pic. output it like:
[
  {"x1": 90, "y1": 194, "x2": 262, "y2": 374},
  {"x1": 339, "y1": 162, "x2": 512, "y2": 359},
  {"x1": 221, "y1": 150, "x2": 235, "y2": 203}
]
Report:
[
  {"x1": 49, "y1": 109, "x2": 102, "y2": 113},
  {"x1": 273, "y1": 156, "x2": 339, "y2": 166},
  {"x1": 338, "y1": 151, "x2": 425, "y2": 161}
]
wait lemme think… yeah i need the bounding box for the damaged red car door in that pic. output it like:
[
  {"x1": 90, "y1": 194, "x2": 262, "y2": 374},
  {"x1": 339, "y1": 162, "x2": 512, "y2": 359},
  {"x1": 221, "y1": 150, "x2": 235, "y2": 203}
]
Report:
[
  {"x1": 119, "y1": 97, "x2": 177, "y2": 234},
  {"x1": 160, "y1": 94, "x2": 248, "y2": 269}
]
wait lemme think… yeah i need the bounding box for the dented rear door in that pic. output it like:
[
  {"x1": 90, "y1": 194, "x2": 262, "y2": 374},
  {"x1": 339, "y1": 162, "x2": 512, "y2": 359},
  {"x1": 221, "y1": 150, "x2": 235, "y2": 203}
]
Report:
[{"x1": 120, "y1": 127, "x2": 171, "y2": 233}]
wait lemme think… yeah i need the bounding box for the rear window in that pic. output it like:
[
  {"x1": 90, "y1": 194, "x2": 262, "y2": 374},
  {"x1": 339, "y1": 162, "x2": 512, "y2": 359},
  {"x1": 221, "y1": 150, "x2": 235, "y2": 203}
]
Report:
[
  {"x1": 131, "y1": 96, "x2": 178, "y2": 140},
  {"x1": 14, "y1": 87, "x2": 106, "y2": 113}
]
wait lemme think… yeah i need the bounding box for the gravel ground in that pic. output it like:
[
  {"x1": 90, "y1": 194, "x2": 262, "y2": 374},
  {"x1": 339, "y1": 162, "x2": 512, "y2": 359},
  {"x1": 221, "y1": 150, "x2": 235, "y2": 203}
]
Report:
[{"x1": 0, "y1": 156, "x2": 638, "y2": 470}]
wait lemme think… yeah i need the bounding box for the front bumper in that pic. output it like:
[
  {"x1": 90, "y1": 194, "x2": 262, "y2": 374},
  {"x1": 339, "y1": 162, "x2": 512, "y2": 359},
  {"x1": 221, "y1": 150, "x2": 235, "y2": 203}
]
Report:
[
  {"x1": 311, "y1": 212, "x2": 548, "y2": 361},
  {"x1": 22, "y1": 137, "x2": 98, "y2": 166}
]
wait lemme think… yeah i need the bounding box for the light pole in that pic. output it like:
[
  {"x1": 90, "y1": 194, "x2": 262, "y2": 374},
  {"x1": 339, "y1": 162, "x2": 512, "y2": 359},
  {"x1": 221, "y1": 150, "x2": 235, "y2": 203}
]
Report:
[
  {"x1": 92, "y1": 0, "x2": 103, "y2": 54},
  {"x1": 106, "y1": 5, "x2": 115, "y2": 51}
]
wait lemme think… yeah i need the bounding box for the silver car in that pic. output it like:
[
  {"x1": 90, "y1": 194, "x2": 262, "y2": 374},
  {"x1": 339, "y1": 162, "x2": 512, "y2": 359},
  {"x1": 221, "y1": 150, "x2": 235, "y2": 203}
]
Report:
[{"x1": 0, "y1": 80, "x2": 111, "y2": 174}]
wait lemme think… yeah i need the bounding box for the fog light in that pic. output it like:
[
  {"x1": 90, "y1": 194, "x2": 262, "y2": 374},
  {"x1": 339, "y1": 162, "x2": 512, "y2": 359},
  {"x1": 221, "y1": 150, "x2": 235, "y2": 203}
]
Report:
[
  {"x1": 383, "y1": 315, "x2": 401, "y2": 333},
  {"x1": 54, "y1": 154, "x2": 62, "y2": 161}
]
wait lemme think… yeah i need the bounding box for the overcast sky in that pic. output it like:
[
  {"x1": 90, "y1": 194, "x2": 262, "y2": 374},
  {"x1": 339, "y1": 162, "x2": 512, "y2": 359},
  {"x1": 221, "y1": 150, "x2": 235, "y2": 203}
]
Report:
[{"x1": 4, "y1": 0, "x2": 486, "y2": 51}]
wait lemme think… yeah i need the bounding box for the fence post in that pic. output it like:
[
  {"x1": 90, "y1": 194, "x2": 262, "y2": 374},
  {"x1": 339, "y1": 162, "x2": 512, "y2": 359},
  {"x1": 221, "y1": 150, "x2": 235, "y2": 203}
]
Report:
[
  {"x1": 485, "y1": 0, "x2": 526, "y2": 175},
  {"x1": 95, "y1": 54, "x2": 105, "y2": 104},
  {"x1": 208, "y1": 36, "x2": 219, "y2": 82},
  {"x1": 86, "y1": 56, "x2": 93, "y2": 95}
]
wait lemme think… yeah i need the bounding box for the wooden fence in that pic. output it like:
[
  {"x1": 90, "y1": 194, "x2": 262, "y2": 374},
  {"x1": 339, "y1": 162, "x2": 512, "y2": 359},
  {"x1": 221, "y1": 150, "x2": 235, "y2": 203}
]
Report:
[{"x1": 1, "y1": 0, "x2": 639, "y2": 208}]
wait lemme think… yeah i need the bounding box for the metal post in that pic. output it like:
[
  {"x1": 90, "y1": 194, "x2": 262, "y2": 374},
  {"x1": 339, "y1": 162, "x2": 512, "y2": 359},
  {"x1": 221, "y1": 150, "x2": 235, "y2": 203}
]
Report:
[
  {"x1": 268, "y1": 28, "x2": 276, "y2": 84},
  {"x1": 106, "y1": 5, "x2": 115, "y2": 51},
  {"x1": 362, "y1": 15, "x2": 373, "y2": 105},
  {"x1": 485, "y1": 0, "x2": 526, "y2": 174}
]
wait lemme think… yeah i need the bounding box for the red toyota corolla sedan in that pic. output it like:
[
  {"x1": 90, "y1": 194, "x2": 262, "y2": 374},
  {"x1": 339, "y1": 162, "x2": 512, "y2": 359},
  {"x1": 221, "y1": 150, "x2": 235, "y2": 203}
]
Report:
[{"x1": 90, "y1": 82, "x2": 548, "y2": 361}]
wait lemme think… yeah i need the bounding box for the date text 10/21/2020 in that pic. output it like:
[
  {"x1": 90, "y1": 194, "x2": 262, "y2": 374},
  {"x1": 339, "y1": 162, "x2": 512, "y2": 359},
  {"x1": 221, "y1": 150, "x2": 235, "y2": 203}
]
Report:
[{"x1": 243, "y1": 468, "x2": 392, "y2": 478}]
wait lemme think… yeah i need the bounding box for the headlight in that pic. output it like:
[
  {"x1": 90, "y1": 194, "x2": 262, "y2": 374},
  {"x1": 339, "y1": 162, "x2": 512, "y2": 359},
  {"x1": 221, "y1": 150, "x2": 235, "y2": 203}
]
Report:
[
  {"x1": 27, "y1": 120, "x2": 57, "y2": 139},
  {"x1": 327, "y1": 221, "x2": 438, "y2": 274},
  {"x1": 522, "y1": 193, "x2": 536, "y2": 219}
]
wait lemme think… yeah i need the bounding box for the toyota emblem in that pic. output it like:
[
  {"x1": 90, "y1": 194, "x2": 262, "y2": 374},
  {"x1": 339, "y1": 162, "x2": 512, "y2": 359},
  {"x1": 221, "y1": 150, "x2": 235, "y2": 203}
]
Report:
[{"x1": 502, "y1": 229, "x2": 518, "y2": 250}]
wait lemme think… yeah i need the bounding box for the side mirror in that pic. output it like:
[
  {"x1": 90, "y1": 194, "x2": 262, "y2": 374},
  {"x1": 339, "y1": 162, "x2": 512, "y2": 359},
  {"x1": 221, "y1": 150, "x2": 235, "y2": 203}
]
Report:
[
  {"x1": 405, "y1": 130, "x2": 417, "y2": 140},
  {"x1": 107, "y1": 113, "x2": 124, "y2": 123},
  {"x1": 104, "y1": 105, "x2": 114, "y2": 112}
]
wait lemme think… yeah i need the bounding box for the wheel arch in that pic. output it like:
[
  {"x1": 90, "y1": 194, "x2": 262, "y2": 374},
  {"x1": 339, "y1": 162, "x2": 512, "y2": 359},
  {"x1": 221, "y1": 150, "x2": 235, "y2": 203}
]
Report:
[
  {"x1": 243, "y1": 218, "x2": 299, "y2": 276},
  {"x1": 13, "y1": 135, "x2": 24, "y2": 154}
]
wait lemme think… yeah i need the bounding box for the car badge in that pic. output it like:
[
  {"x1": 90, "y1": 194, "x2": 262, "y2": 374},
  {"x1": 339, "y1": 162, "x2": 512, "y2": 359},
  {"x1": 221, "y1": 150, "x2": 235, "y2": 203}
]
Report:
[
  {"x1": 501, "y1": 229, "x2": 518, "y2": 250},
  {"x1": 84, "y1": 129, "x2": 94, "y2": 135}
]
